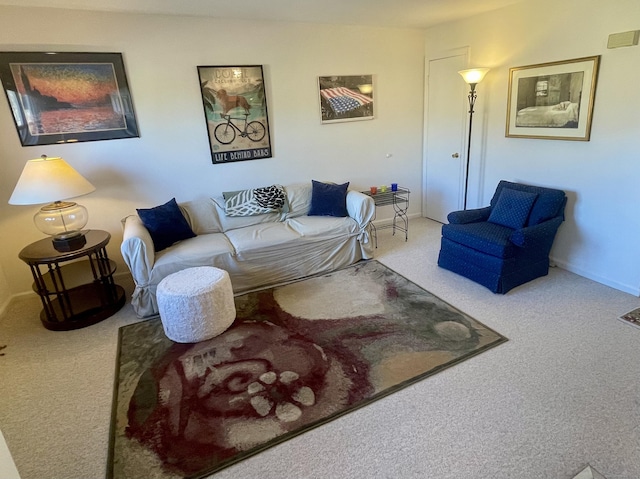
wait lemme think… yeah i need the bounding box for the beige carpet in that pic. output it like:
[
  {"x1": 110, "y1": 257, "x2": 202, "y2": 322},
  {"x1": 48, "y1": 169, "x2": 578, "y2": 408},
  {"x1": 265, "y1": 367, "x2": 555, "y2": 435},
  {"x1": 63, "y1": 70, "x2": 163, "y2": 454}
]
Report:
[{"x1": 1, "y1": 218, "x2": 640, "y2": 479}]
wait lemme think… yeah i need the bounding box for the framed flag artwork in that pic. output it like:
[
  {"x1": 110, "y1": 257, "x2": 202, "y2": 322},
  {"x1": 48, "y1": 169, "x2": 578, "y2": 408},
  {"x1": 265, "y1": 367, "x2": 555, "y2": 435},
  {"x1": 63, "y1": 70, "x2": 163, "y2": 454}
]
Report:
[{"x1": 318, "y1": 75, "x2": 374, "y2": 124}]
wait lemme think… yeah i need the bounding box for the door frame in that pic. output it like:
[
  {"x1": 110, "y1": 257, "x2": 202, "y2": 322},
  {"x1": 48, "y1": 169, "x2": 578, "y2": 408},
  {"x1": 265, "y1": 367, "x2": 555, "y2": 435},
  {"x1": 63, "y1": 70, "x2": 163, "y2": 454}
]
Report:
[{"x1": 422, "y1": 46, "x2": 471, "y2": 218}]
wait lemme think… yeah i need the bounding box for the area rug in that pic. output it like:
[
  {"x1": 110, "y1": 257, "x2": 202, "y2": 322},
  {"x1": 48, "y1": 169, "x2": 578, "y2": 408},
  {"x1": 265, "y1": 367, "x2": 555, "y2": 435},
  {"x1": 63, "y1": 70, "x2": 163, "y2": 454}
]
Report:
[{"x1": 108, "y1": 260, "x2": 507, "y2": 478}]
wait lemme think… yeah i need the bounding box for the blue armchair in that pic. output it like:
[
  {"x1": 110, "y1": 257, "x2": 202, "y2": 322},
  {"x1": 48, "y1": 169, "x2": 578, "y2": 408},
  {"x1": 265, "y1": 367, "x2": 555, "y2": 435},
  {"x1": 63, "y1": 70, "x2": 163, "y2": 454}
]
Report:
[{"x1": 437, "y1": 180, "x2": 567, "y2": 293}]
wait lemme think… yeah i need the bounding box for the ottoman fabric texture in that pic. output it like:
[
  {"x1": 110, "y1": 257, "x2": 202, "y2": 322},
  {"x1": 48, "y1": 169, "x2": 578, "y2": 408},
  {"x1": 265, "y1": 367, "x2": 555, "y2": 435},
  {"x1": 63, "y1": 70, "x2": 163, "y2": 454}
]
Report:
[{"x1": 157, "y1": 266, "x2": 236, "y2": 343}]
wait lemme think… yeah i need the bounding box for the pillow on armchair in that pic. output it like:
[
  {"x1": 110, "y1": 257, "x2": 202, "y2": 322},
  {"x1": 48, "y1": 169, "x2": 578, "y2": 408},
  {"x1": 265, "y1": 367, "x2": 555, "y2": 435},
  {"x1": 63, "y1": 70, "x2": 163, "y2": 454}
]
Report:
[{"x1": 487, "y1": 188, "x2": 538, "y2": 230}]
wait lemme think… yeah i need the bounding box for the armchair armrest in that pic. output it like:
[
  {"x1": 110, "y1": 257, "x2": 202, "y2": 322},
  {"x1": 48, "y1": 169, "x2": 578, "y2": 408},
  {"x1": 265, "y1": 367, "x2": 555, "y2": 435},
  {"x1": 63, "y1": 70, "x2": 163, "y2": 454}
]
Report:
[
  {"x1": 120, "y1": 214, "x2": 155, "y2": 285},
  {"x1": 510, "y1": 216, "x2": 564, "y2": 251},
  {"x1": 447, "y1": 207, "x2": 491, "y2": 225}
]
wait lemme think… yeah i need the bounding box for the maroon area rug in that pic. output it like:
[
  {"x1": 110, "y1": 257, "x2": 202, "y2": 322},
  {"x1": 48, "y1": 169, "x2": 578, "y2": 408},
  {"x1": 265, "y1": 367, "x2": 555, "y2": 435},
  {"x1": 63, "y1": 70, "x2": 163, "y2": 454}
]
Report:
[{"x1": 108, "y1": 260, "x2": 507, "y2": 478}]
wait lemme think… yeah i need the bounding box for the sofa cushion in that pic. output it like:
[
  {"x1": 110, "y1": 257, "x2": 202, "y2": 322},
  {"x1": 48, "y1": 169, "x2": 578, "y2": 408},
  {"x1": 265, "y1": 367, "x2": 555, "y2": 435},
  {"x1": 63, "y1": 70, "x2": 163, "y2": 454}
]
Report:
[
  {"x1": 179, "y1": 198, "x2": 222, "y2": 234},
  {"x1": 442, "y1": 222, "x2": 517, "y2": 258},
  {"x1": 285, "y1": 215, "x2": 358, "y2": 238},
  {"x1": 488, "y1": 188, "x2": 538, "y2": 230},
  {"x1": 137, "y1": 198, "x2": 196, "y2": 252},
  {"x1": 308, "y1": 180, "x2": 349, "y2": 217},
  {"x1": 152, "y1": 233, "x2": 235, "y2": 282},
  {"x1": 224, "y1": 222, "x2": 303, "y2": 260},
  {"x1": 282, "y1": 183, "x2": 313, "y2": 219}
]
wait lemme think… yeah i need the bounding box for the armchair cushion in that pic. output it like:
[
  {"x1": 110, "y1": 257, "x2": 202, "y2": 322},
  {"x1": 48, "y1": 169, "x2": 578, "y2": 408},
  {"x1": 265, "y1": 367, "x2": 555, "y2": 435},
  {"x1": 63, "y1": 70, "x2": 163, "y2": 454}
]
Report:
[
  {"x1": 441, "y1": 222, "x2": 517, "y2": 258},
  {"x1": 488, "y1": 188, "x2": 538, "y2": 229}
]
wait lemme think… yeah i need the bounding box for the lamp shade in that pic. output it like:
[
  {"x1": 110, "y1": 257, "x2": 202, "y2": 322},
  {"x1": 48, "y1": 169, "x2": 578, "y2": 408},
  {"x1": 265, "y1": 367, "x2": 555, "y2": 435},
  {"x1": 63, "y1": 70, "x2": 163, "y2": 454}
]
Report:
[
  {"x1": 458, "y1": 68, "x2": 490, "y2": 85},
  {"x1": 9, "y1": 156, "x2": 95, "y2": 206}
]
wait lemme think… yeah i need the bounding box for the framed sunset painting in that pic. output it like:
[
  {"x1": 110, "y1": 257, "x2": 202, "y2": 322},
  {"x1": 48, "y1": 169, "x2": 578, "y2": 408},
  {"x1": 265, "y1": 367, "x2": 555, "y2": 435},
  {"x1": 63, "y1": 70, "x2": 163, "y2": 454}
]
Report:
[{"x1": 0, "y1": 51, "x2": 139, "y2": 146}]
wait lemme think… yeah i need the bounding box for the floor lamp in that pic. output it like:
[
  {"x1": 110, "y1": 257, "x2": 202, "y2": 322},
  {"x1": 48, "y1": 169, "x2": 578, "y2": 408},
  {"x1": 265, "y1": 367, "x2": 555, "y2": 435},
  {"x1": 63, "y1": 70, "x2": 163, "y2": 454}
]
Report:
[{"x1": 458, "y1": 68, "x2": 489, "y2": 210}]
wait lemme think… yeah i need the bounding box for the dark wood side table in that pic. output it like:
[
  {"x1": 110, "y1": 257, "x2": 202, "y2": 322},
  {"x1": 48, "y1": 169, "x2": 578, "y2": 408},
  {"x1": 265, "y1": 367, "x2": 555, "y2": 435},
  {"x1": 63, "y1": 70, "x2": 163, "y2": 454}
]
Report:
[
  {"x1": 361, "y1": 187, "x2": 410, "y2": 248},
  {"x1": 19, "y1": 229, "x2": 126, "y2": 331}
]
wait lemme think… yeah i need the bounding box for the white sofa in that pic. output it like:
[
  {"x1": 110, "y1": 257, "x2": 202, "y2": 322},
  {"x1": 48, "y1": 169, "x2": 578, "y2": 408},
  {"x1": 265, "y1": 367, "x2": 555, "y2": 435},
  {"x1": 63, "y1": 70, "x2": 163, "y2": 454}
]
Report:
[{"x1": 121, "y1": 182, "x2": 375, "y2": 317}]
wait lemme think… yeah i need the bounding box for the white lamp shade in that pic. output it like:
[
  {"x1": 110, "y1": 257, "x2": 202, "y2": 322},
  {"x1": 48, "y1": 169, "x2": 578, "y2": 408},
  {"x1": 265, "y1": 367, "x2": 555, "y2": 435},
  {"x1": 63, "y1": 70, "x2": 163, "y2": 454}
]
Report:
[
  {"x1": 458, "y1": 68, "x2": 490, "y2": 85},
  {"x1": 9, "y1": 156, "x2": 95, "y2": 205}
]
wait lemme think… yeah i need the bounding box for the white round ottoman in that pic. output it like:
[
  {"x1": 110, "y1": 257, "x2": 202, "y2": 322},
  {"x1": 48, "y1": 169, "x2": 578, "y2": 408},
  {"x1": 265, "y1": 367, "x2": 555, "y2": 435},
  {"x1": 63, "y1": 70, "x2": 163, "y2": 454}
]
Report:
[{"x1": 156, "y1": 266, "x2": 236, "y2": 343}]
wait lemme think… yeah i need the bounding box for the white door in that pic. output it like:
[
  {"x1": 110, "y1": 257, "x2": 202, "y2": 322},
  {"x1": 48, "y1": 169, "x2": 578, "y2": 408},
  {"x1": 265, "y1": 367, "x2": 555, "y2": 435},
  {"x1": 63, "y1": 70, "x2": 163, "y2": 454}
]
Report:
[{"x1": 424, "y1": 54, "x2": 467, "y2": 223}]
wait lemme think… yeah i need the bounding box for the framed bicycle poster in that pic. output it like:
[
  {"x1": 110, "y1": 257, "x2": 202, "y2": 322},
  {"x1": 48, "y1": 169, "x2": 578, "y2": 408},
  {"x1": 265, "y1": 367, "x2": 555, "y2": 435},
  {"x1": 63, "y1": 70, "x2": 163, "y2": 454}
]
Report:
[
  {"x1": 0, "y1": 51, "x2": 139, "y2": 146},
  {"x1": 197, "y1": 65, "x2": 272, "y2": 164}
]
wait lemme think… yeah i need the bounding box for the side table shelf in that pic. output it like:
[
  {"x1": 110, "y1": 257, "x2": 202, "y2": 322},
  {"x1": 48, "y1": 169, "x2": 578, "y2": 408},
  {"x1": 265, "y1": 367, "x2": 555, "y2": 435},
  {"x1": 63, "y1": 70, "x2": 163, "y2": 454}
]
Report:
[
  {"x1": 19, "y1": 230, "x2": 125, "y2": 331},
  {"x1": 361, "y1": 187, "x2": 410, "y2": 248}
]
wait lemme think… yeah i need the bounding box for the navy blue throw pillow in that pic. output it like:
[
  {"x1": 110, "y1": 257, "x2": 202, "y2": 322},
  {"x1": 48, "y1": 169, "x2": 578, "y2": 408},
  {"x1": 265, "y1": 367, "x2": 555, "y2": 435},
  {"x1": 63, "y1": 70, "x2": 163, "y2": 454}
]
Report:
[
  {"x1": 308, "y1": 180, "x2": 350, "y2": 217},
  {"x1": 488, "y1": 188, "x2": 538, "y2": 230},
  {"x1": 137, "y1": 198, "x2": 196, "y2": 252}
]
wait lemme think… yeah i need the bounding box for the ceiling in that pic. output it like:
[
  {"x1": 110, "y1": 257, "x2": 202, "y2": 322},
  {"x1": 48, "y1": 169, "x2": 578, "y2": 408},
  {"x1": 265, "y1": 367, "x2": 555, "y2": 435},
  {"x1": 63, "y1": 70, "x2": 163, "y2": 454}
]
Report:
[{"x1": 0, "y1": 0, "x2": 527, "y2": 29}]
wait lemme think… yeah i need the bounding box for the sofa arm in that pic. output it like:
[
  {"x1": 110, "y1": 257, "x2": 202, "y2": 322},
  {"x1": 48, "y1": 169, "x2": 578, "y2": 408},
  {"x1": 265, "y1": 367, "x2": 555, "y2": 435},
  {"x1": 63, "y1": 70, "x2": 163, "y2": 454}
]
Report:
[
  {"x1": 510, "y1": 216, "x2": 564, "y2": 251},
  {"x1": 121, "y1": 215, "x2": 155, "y2": 285},
  {"x1": 346, "y1": 190, "x2": 375, "y2": 229},
  {"x1": 447, "y1": 207, "x2": 491, "y2": 224}
]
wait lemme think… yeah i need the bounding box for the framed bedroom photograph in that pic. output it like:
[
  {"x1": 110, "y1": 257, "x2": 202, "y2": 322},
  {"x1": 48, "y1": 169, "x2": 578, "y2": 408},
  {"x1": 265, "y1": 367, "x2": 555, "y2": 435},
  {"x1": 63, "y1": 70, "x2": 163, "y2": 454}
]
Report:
[
  {"x1": 0, "y1": 51, "x2": 139, "y2": 146},
  {"x1": 318, "y1": 74, "x2": 374, "y2": 124},
  {"x1": 197, "y1": 65, "x2": 272, "y2": 164},
  {"x1": 505, "y1": 55, "x2": 600, "y2": 141}
]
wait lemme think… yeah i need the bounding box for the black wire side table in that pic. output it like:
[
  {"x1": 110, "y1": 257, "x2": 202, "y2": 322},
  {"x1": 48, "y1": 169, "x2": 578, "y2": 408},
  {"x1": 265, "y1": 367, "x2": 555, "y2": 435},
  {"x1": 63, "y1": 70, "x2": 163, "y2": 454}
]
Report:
[
  {"x1": 18, "y1": 229, "x2": 126, "y2": 331},
  {"x1": 361, "y1": 187, "x2": 410, "y2": 248}
]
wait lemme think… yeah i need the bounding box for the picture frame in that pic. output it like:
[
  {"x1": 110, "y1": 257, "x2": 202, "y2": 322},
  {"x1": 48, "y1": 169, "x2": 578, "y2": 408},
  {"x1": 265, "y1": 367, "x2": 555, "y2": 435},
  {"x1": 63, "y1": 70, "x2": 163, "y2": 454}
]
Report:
[
  {"x1": 197, "y1": 65, "x2": 272, "y2": 164},
  {"x1": 318, "y1": 74, "x2": 374, "y2": 124},
  {"x1": 0, "y1": 51, "x2": 139, "y2": 146},
  {"x1": 505, "y1": 56, "x2": 600, "y2": 141}
]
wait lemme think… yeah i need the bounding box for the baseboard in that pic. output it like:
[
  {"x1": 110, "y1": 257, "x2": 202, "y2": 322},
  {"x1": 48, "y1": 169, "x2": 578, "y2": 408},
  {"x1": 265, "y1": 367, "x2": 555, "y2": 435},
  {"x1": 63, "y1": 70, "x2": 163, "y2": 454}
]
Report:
[
  {"x1": 114, "y1": 271, "x2": 133, "y2": 283},
  {"x1": 551, "y1": 256, "x2": 640, "y2": 296},
  {"x1": 0, "y1": 291, "x2": 36, "y2": 318},
  {"x1": 0, "y1": 296, "x2": 10, "y2": 319},
  {"x1": 1, "y1": 272, "x2": 134, "y2": 319},
  {"x1": 378, "y1": 217, "x2": 639, "y2": 296}
]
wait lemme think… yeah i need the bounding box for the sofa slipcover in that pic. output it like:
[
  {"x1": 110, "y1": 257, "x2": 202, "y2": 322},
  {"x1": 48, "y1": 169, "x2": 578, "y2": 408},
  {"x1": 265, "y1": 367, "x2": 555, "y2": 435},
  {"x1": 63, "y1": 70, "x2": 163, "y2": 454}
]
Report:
[{"x1": 121, "y1": 182, "x2": 375, "y2": 317}]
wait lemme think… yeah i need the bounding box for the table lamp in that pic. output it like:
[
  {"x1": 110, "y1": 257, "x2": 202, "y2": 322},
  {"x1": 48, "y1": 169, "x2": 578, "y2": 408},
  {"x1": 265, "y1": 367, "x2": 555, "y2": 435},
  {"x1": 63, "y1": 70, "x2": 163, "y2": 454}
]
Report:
[{"x1": 9, "y1": 155, "x2": 96, "y2": 252}]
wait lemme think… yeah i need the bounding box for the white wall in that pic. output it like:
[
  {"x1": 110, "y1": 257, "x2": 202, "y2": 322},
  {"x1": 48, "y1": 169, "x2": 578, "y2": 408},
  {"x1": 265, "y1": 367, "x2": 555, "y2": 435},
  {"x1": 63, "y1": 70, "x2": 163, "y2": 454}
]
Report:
[
  {"x1": 0, "y1": 6, "x2": 425, "y2": 297},
  {"x1": 424, "y1": 0, "x2": 640, "y2": 294},
  {"x1": 0, "y1": 263, "x2": 9, "y2": 314}
]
